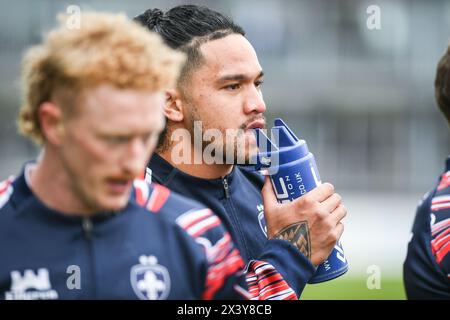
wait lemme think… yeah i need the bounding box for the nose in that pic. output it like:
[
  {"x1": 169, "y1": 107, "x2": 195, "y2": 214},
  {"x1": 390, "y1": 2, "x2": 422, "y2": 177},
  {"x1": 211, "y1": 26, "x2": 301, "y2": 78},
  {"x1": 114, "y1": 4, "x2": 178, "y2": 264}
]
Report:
[
  {"x1": 121, "y1": 138, "x2": 148, "y2": 177},
  {"x1": 243, "y1": 85, "x2": 266, "y2": 115}
]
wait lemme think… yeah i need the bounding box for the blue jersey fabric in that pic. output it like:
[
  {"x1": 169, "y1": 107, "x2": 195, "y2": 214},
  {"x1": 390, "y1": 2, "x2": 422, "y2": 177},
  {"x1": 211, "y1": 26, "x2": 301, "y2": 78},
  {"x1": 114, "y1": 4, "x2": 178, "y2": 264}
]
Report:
[
  {"x1": 404, "y1": 157, "x2": 450, "y2": 299},
  {"x1": 0, "y1": 164, "x2": 251, "y2": 300},
  {"x1": 148, "y1": 154, "x2": 316, "y2": 296}
]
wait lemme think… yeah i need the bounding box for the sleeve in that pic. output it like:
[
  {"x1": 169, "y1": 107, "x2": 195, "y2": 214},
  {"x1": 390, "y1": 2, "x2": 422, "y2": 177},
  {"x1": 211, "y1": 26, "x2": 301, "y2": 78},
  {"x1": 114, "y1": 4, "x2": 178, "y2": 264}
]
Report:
[
  {"x1": 404, "y1": 176, "x2": 450, "y2": 299},
  {"x1": 175, "y1": 208, "x2": 299, "y2": 300},
  {"x1": 429, "y1": 191, "x2": 450, "y2": 279},
  {"x1": 248, "y1": 239, "x2": 316, "y2": 299}
]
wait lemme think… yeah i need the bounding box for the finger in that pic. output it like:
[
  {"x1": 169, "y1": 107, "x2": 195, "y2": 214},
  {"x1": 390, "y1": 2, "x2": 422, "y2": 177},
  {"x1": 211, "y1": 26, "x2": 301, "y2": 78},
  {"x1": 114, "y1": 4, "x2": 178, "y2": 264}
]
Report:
[
  {"x1": 307, "y1": 182, "x2": 334, "y2": 202},
  {"x1": 335, "y1": 222, "x2": 344, "y2": 240},
  {"x1": 330, "y1": 204, "x2": 347, "y2": 223},
  {"x1": 261, "y1": 176, "x2": 278, "y2": 212},
  {"x1": 321, "y1": 193, "x2": 341, "y2": 212}
]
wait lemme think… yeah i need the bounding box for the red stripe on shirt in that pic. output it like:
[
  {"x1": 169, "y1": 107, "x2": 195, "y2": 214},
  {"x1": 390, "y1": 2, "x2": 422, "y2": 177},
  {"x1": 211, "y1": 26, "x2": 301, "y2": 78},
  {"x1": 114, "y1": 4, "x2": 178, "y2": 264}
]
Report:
[
  {"x1": 437, "y1": 172, "x2": 450, "y2": 191},
  {"x1": 434, "y1": 241, "x2": 450, "y2": 265},
  {"x1": 431, "y1": 218, "x2": 450, "y2": 236},
  {"x1": 245, "y1": 261, "x2": 297, "y2": 300},
  {"x1": 0, "y1": 177, "x2": 13, "y2": 195},
  {"x1": 202, "y1": 248, "x2": 245, "y2": 300},
  {"x1": 190, "y1": 217, "x2": 222, "y2": 238},
  {"x1": 146, "y1": 184, "x2": 171, "y2": 213},
  {"x1": 432, "y1": 228, "x2": 450, "y2": 251},
  {"x1": 135, "y1": 185, "x2": 145, "y2": 206},
  {"x1": 177, "y1": 209, "x2": 213, "y2": 230}
]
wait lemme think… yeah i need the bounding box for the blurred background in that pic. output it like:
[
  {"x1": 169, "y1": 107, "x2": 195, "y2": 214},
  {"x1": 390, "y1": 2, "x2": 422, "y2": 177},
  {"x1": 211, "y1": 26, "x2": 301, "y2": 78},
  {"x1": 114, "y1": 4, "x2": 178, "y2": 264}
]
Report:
[{"x1": 1, "y1": 0, "x2": 450, "y2": 299}]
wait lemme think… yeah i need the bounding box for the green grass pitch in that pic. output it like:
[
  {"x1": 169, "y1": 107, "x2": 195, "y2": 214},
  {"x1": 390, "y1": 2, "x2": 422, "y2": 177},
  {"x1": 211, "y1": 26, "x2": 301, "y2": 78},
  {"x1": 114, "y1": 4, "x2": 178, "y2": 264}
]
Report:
[{"x1": 300, "y1": 277, "x2": 406, "y2": 300}]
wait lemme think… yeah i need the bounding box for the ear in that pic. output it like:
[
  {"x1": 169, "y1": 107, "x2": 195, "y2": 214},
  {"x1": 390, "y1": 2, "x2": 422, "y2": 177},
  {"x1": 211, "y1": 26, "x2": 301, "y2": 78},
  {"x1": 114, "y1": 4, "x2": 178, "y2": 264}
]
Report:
[
  {"x1": 164, "y1": 89, "x2": 184, "y2": 123},
  {"x1": 38, "y1": 102, "x2": 66, "y2": 146}
]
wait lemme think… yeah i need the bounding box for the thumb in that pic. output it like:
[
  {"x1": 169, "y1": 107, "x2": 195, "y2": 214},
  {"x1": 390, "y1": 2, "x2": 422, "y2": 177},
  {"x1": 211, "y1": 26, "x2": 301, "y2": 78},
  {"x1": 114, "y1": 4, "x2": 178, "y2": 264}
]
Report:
[{"x1": 261, "y1": 175, "x2": 278, "y2": 212}]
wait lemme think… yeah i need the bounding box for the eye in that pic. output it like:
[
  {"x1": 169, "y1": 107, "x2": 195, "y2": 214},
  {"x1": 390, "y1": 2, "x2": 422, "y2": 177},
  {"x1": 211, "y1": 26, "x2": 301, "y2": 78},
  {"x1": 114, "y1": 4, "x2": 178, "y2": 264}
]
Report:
[
  {"x1": 224, "y1": 83, "x2": 241, "y2": 91},
  {"x1": 255, "y1": 80, "x2": 264, "y2": 88},
  {"x1": 105, "y1": 135, "x2": 131, "y2": 145}
]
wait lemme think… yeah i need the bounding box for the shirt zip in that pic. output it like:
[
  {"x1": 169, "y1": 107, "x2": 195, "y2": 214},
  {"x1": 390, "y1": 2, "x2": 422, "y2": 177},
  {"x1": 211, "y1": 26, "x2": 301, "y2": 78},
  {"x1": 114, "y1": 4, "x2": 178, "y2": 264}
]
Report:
[
  {"x1": 220, "y1": 175, "x2": 251, "y2": 261},
  {"x1": 82, "y1": 217, "x2": 93, "y2": 239},
  {"x1": 82, "y1": 217, "x2": 96, "y2": 298},
  {"x1": 222, "y1": 177, "x2": 230, "y2": 198}
]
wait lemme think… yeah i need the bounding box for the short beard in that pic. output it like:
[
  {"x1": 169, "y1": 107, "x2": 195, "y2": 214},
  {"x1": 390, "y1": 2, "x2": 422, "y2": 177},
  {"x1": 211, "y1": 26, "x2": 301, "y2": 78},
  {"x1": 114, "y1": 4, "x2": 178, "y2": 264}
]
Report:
[{"x1": 186, "y1": 108, "x2": 262, "y2": 165}]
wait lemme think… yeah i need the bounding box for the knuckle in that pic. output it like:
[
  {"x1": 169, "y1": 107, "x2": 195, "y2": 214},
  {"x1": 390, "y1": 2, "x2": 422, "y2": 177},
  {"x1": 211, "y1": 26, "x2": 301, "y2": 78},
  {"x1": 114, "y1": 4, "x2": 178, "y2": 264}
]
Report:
[
  {"x1": 324, "y1": 182, "x2": 335, "y2": 193},
  {"x1": 323, "y1": 218, "x2": 333, "y2": 230},
  {"x1": 315, "y1": 208, "x2": 328, "y2": 220},
  {"x1": 341, "y1": 205, "x2": 348, "y2": 217},
  {"x1": 335, "y1": 204, "x2": 346, "y2": 218},
  {"x1": 332, "y1": 231, "x2": 339, "y2": 242},
  {"x1": 329, "y1": 227, "x2": 340, "y2": 241},
  {"x1": 335, "y1": 224, "x2": 344, "y2": 240},
  {"x1": 299, "y1": 195, "x2": 314, "y2": 207},
  {"x1": 322, "y1": 208, "x2": 331, "y2": 218}
]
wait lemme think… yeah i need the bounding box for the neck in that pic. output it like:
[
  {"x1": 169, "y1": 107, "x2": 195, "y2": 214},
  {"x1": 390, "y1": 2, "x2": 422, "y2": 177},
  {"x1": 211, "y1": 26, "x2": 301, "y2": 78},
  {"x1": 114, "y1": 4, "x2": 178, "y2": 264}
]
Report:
[
  {"x1": 29, "y1": 148, "x2": 93, "y2": 216},
  {"x1": 158, "y1": 146, "x2": 233, "y2": 179}
]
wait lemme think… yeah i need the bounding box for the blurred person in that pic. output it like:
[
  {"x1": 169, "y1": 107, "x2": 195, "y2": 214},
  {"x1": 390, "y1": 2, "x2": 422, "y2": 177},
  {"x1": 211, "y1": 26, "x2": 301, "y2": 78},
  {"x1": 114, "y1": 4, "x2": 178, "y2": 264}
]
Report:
[
  {"x1": 404, "y1": 44, "x2": 450, "y2": 299},
  {"x1": 136, "y1": 5, "x2": 347, "y2": 297},
  {"x1": 0, "y1": 11, "x2": 304, "y2": 300}
]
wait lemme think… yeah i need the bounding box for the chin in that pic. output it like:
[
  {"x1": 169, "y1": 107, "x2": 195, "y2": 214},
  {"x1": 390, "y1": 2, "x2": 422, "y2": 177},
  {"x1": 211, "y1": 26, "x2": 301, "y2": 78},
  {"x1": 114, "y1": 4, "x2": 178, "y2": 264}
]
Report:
[{"x1": 97, "y1": 194, "x2": 130, "y2": 212}]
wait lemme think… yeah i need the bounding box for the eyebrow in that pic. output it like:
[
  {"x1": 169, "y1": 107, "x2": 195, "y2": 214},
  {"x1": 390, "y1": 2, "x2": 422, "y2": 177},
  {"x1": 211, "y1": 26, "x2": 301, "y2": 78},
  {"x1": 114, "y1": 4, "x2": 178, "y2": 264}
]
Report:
[{"x1": 217, "y1": 70, "x2": 264, "y2": 83}]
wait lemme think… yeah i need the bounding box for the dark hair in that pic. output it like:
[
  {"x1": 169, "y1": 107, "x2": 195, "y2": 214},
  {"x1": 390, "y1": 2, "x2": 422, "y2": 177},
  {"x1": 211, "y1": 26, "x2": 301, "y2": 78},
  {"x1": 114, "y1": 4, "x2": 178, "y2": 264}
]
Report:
[
  {"x1": 135, "y1": 5, "x2": 245, "y2": 151},
  {"x1": 134, "y1": 5, "x2": 245, "y2": 85},
  {"x1": 435, "y1": 46, "x2": 450, "y2": 125}
]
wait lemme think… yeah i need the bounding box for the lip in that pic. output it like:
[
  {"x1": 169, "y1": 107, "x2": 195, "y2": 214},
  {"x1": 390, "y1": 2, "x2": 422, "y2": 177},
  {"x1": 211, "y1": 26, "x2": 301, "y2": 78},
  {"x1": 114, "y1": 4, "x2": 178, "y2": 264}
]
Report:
[
  {"x1": 245, "y1": 119, "x2": 266, "y2": 130},
  {"x1": 106, "y1": 179, "x2": 132, "y2": 195}
]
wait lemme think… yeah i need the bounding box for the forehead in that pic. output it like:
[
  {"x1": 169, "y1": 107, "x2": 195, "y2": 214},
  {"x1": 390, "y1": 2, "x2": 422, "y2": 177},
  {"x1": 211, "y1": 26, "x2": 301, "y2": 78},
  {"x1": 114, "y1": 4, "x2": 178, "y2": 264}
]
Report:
[
  {"x1": 76, "y1": 84, "x2": 165, "y2": 132},
  {"x1": 197, "y1": 34, "x2": 262, "y2": 78}
]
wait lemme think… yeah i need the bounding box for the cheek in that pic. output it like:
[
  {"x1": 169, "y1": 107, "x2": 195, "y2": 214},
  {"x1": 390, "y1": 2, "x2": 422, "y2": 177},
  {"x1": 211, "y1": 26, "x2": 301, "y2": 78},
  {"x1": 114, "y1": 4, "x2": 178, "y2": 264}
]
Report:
[
  {"x1": 188, "y1": 86, "x2": 244, "y2": 131},
  {"x1": 66, "y1": 133, "x2": 112, "y2": 175},
  {"x1": 193, "y1": 96, "x2": 230, "y2": 127},
  {"x1": 211, "y1": 94, "x2": 245, "y2": 127}
]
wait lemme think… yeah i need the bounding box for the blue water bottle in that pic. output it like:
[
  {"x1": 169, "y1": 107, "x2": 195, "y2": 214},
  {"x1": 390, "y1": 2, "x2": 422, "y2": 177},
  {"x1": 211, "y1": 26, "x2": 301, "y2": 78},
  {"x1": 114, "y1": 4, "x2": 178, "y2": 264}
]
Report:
[{"x1": 254, "y1": 118, "x2": 348, "y2": 283}]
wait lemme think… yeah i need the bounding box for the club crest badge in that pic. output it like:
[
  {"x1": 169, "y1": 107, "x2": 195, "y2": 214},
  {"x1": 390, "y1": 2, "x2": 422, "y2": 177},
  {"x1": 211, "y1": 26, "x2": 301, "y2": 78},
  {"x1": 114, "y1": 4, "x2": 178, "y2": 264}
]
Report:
[
  {"x1": 130, "y1": 255, "x2": 170, "y2": 300},
  {"x1": 257, "y1": 204, "x2": 268, "y2": 237}
]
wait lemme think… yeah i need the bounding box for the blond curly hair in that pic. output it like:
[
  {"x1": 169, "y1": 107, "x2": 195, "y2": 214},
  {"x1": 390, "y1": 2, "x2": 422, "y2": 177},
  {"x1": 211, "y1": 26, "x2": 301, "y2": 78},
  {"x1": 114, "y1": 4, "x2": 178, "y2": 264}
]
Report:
[{"x1": 18, "y1": 11, "x2": 185, "y2": 144}]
